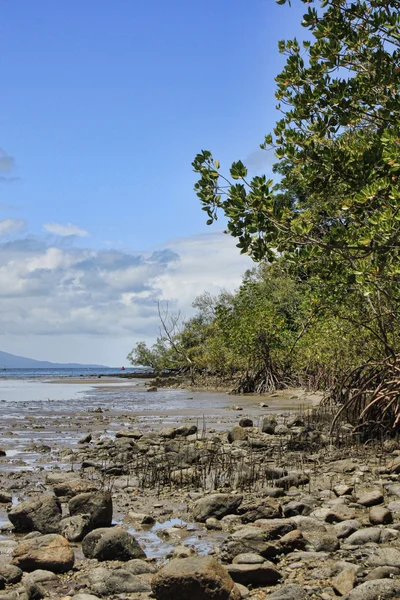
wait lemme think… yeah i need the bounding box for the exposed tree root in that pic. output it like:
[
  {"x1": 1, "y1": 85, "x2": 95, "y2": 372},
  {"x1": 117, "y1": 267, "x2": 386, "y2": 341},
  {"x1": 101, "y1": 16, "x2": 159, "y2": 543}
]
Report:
[{"x1": 322, "y1": 354, "x2": 400, "y2": 439}]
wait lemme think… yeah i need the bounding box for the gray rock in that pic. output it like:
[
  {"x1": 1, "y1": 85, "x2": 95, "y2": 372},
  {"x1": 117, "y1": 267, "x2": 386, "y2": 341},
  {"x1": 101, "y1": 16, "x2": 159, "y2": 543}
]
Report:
[
  {"x1": 8, "y1": 495, "x2": 61, "y2": 534},
  {"x1": 275, "y1": 424, "x2": 290, "y2": 435},
  {"x1": 268, "y1": 584, "x2": 311, "y2": 599},
  {"x1": 366, "y1": 547, "x2": 400, "y2": 567},
  {"x1": 0, "y1": 559, "x2": 22, "y2": 585},
  {"x1": 72, "y1": 595, "x2": 101, "y2": 600},
  {"x1": 357, "y1": 490, "x2": 384, "y2": 507},
  {"x1": 225, "y1": 562, "x2": 281, "y2": 586},
  {"x1": 232, "y1": 553, "x2": 265, "y2": 565},
  {"x1": 310, "y1": 533, "x2": 340, "y2": 552},
  {"x1": 365, "y1": 566, "x2": 400, "y2": 580},
  {"x1": 345, "y1": 527, "x2": 381, "y2": 545},
  {"x1": 175, "y1": 424, "x2": 198, "y2": 437},
  {"x1": 11, "y1": 534, "x2": 74, "y2": 573},
  {"x1": 290, "y1": 516, "x2": 327, "y2": 532},
  {"x1": 82, "y1": 527, "x2": 146, "y2": 561},
  {"x1": 387, "y1": 500, "x2": 400, "y2": 513},
  {"x1": 124, "y1": 559, "x2": 156, "y2": 574},
  {"x1": 334, "y1": 484, "x2": 353, "y2": 496},
  {"x1": 152, "y1": 556, "x2": 238, "y2": 599},
  {"x1": 85, "y1": 566, "x2": 151, "y2": 597},
  {"x1": 22, "y1": 569, "x2": 58, "y2": 584},
  {"x1": 369, "y1": 506, "x2": 393, "y2": 525},
  {"x1": 334, "y1": 519, "x2": 361, "y2": 539},
  {"x1": 53, "y1": 478, "x2": 98, "y2": 499},
  {"x1": 282, "y1": 501, "x2": 312, "y2": 518},
  {"x1": 342, "y1": 579, "x2": 400, "y2": 599},
  {"x1": 59, "y1": 514, "x2": 91, "y2": 542},
  {"x1": 192, "y1": 494, "x2": 243, "y2": 522},
  {"x1": 68, "y1": 492, "x2": 112, "y2": 527}
]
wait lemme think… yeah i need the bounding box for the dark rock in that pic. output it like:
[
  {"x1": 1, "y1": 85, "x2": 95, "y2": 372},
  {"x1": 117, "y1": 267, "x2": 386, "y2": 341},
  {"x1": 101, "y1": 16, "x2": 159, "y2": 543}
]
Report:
[
  {"x1": 225, "y1": 561, "x2": 281, "y2": 586},
  {"x1": 78, "y1": 434, "x2": 92, "y2": 444},
  {"x1": 228, "y1": 426, "x2": 247, "y2": 443},
  {"x1": 82, "y1": 527, "x2": 146, "y2": 561},
  {"x1": 260, "y1": 416, "x2": 277, "y2": 434},
  {"x1": 8, "y1": 495, "x2": 62, "y2": 534},
  {"x1": 68, "y1": 492, "x2": 112, "y2": 527},
  {"x1": 53, "y1": 478, "x2": 98, "y2": 499},
  {"x1": 238, "y1": 419, "x2": 253, "y2": 428},
  {"x1": 192, "y1": 494, "x2": 243, "y2": 522}
]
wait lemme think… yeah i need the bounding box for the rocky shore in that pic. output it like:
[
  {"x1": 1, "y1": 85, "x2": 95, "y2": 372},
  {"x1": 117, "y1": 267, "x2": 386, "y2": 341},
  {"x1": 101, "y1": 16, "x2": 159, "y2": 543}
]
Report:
[{"x1": 1, "y1": 390, "x2": 400, "y2": 599}]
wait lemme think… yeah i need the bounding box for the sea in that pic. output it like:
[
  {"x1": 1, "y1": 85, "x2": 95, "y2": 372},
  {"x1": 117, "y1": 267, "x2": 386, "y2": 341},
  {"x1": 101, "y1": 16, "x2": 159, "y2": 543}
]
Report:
[{"x1": 0, "y1": 367, "x2": 148, "y2": 379}]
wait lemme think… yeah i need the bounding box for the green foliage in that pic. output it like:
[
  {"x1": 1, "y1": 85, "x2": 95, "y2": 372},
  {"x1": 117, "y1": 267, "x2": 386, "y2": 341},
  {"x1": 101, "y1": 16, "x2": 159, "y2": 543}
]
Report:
[{"x1": 193, "y1": 0, "x2": 400, "y2": 361}]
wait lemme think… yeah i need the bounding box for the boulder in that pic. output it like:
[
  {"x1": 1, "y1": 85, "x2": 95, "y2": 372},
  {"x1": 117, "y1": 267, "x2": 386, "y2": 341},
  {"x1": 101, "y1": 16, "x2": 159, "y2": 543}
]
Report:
[
  {"x1": 227, "y1": 426, "x2": 247, "y2": 443},
  {"x1": 369, "y1": 506, "x2": 392, "y2": 525},
  {"x1": 11, "y1": 534, "x2": 74, "y2": 573},
  {"x1": 260, "y1": 416, "x2": 276, "y2": 434},
  {"x1": 225, "y1": 562, "x2": 281, "y2": 586},
  {"x1": 232, "y1": 553, "x2": 265, "y2": 565},
  {"x1": 151, "y1": 556, "x2": 238, "y2": 600},
  {"x1": 84, "y1": 566, "x2": 151, "y2": 597},
  {"x1": 192, "y1": 494, "x2": 243, "y2": 522},
  {"x1": 176, "y1": 424, "x2": 198, "y2": 437},
  {"x1": 342, "y1": 579, "x2": 400, "y2": 599},
  {"x1": 116, "y1": 429, "x2": 142, "y2": 439},
  {"x1": 366, "y1": 547, "x2": 400, "y2": 567},
  {"x1": 345, "y1": 527, "x2": 381, "y2": 545},
  {"x1": 0, "y1": 493, "x2": 12, "y2": 504},
  {"x1": 334, "y1": 519, "x2": 361, "y2": 539},
  {"x1": 365, "y1": 566, "x2": 400, "y2": 581},
  {"x1": 356, "y1": 490, "x2": 384, "y2": 507},
  {"x1": 59, "y1": 515, "x2": 91, "y2": 542},
  {"x1": 0, "y1": 557, "x2": 22, "y2": 584},
  {"x1": 68, "y1": 492, "x2": 112, "y2": 527},
  {"x1": 332, "y1": 568, "x2": 357, "y2": 595},
  {"x1": 82, "y1": 527, "x2": 146, "y2": 561},
  {"x1": 53, "y1": 478, "x2": 98, "y2": 499},
  {"x1": 8, "y1": 495, "x2": 61, "y2": 534},
  {"x1": 238, "y1": 419, "x2": 253, "y2": 428}
]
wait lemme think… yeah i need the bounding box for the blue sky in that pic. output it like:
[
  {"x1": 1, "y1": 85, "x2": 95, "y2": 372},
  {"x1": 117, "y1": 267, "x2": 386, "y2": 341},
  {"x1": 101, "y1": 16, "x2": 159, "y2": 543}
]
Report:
[{"x1": 0, "y1": 0, "x2": 308, "y2": 365}]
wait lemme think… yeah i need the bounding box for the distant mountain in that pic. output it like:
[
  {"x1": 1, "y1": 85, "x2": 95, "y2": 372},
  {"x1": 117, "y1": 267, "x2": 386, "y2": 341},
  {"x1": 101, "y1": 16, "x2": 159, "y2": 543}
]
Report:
[{"x1": 0, "y1": 350, "x2": 107, "y2": 369}]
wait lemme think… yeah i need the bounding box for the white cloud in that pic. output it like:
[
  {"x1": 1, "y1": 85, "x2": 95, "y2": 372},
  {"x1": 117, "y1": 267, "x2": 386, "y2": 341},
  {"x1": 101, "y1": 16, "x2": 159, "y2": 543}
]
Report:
[
  {"x1": 43, "y1": 222, "x2": 89, "y2": 237},
  {"x1": 0, "y1": 219, "x2": 25, "y2": 237},
  {"x1": 0, "y1": 231, "x2": 252, "y2": 364}
]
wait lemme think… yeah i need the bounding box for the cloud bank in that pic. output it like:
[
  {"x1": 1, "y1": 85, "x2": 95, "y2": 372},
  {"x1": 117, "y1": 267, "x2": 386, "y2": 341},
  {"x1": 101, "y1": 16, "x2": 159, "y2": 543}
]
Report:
[{"x1": 0, "y1": 228, "x2": 252, "y2": 364}]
